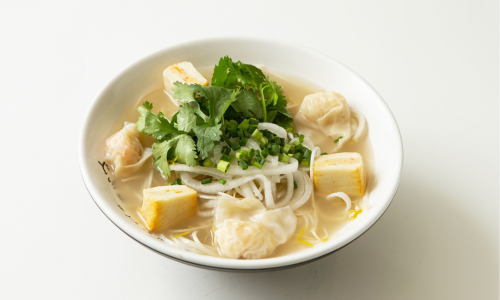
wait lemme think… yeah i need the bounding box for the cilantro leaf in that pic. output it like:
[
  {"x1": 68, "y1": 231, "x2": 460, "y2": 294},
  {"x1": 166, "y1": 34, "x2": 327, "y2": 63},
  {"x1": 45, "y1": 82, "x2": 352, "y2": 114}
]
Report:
[
  {"x1": 172, "y1": 82, "x2": 210, "y2": 122},
  {"x1": 194, "y1": 85, "x2": 237, "y2": 124},
  {"x1": 152, "y1": 134, "x2": 198, "y2": 178},
  {"x1": 173, "y1": 135, "x2": 198, "y2": 166},
  {"x1": 172, "y1": 82, "x2": 197, "y2": 103},
  {"x1": 176, "y1": 104, "x2": 197, "y2": 133},
  {"x1": 152, "y1": 139, "x2": 175, "y2": 178},
  {"x1": 211, "y1": 56, "x2": 265, "y2": 89},
  {"x1": 231, "y1": 89, "x2": 263, "y2": 119},
  {"x1": 267, "y1": 109, "x2": 278, "y2": 123},
  {"x1": 211, "y1": 57, "x2": 231, "y2": 87},
  {"x1": 136, "y1": 103, "x2": 181, "y2": 141},
  {"x1": 192, "y1": 124, "x2": 222, "y2": 159},
  {"x1": 274, "y1": 98, "x2": 293, "y2": 118},
  {"x1": 143, "y1": 101, "x2": 153, "y2": 110}
]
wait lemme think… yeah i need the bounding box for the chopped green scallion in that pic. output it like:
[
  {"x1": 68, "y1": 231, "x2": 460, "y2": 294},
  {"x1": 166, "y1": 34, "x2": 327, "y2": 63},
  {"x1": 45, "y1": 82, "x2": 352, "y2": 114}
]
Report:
[
  {"x1": 303, "y1": 149, "x2": 312, "y2": 160},
  {"x1": 299, "y1": 134, "x2": 304, "y2": 143},
  {"x1": 261, "y1": 148, "x2": 268, "y2": 158},
  {"x1": 294, "y1": 152, "x2": 303, "y2": 161},
  {"x1": 217, "y1": 160, "x2": 231, "y2": 173},
  {"x1": 231, "y1": 141, "x2": 241, "y2": 151},
  {"x1": 221, "y1": 154, "x2": 234, "y2": 163},
  {"x1": 252, "y1": 129, "x2": 263, "y2": 140},
  {"x1": 170, "y1": 178, "x2": 182, "y2": 185},
  {"x1": 238, "y1": 119, "x2": 249, "y2": 131},
  {"x1": 238, "y1": 160, "x2": 248, "y2": 170},
  {"x1": 249, "y1": 118, "x2": 259, "y2": 125},
  {"x1": 299, "y1": 159, "x2": 310, "y2": 167},
  {"x1": 247, "y1": 148, "x2": 255, "y2": 159},
  {"x1": 279, "y1": 153, "x2": 290, "y2": 163},
  {"x1": 253, "y1": 161, "x2": 263, "y2": 169},
  {"x1": 201, "y1": 178, "x2": 213, "y2": 184},
  {"x1": 203, "y1": 158, "x2": 213, "y2": 168},
  {"x1": 219, "y1": 178, "x2": 227, "y2": 185},
  {"x1": 236, "y1": 150, "x2": 248, "y2": 161}
]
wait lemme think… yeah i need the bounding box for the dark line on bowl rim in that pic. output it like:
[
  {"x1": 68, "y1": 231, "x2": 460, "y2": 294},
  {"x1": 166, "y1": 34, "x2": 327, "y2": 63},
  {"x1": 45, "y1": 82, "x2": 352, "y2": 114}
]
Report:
[{"x1": 79, "y1": 171, "x2": 400, "y2": 272}]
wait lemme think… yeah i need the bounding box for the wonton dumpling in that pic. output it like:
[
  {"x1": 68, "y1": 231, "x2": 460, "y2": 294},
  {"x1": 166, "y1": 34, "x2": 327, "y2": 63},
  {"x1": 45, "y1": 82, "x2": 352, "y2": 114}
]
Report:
[
  {"x1": 296, "y1": 91, "x2": 351, "y2": 149},
  {"x1": 214, "y1": 196, "x2": 297, "y2": 259},
  {"x1": 105, "y1": 123, "x2": 144, "y2": 176}
]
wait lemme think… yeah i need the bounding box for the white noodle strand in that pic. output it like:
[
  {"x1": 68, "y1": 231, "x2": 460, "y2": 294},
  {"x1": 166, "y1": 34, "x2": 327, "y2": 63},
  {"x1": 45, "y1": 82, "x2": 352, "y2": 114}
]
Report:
[
  {"x1": 258, "y1": 123, "x2": 288, "y2": 142},
  {"x1": 350, "y1": 108, "x2": 366, "y2": 142},
  {"x1": 326, "y1": 192, "x2": 352, "y2": 211}
]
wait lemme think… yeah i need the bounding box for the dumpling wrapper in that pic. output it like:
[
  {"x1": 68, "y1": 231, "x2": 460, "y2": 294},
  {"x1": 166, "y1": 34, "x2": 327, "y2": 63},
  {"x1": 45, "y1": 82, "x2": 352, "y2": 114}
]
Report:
[
  {"x1": 105, "y1": 123, "x2": 151, "y2": 177},
  {"x1": 214, "y1": 196, "x2": 297, "y2": 259},
  {"x1": 295, "y1": 91, "x2": 351, "y2": 150}
]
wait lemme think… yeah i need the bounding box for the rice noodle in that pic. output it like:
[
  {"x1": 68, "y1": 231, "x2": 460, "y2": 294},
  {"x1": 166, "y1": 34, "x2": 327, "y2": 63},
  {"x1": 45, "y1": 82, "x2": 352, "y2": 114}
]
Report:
[
  {"x1": 350, "y1": 108, "x2": 365, "y2": 142},
  {"x1": 302, "y1": 137, "x2": 315, "y2": 150},
  {"x1": 274, "y1": 172, "x2": 294, "y2": 207},
  {"x1": 239, "y1": 182, "x2": 255, "y2": 198},
  {"x1": 181, "y1": 172, "x2": 274, "y2": 205},
  {"x1": 202, "y1": 199, "x2": 218, "y2": 208},
  {"x1": 196, "y1": 203, "x2": 214, "y2": 217},
  {"x1": 326, "y1": 192, "x2": 352, "y2": 211},
  {"x1": 169, "y1": 164, "x2": 233, "y2": 180},
  {"x1": 246, "y1": 138, "x2": 261, "y2": 150},
  {"x1": 224, "y1": 158, "x2": 298, "y2": 176},
  {"x1": 198, "y1": 194, "x2": 218, "y2": 200},
  {"x1": 270, "y1": 181, "x2": 277, "y2": 199},
  {"x1": 309, "y1": 147, "x2": 321, "y2": 181},
  {"x1": 288, "y1": 171, "x2": 313, "y2": 210},
  {"x1": 249, "y1": 180, "x2": 263, "y2": 200},
  {"x1": 258, "y1": 123, "x2": 288, "y2": 142},
  {"x1": 266, "y1": 155, "x2": 279, "y2": 167},
  {"x1": 169, "y1": 223, "x2": 212, "y2": 233},
  {"x1": 145, "y1": 168, "x2": 154, "y2": 189},
  {"x1": 161, "y1": 235, "x2": 204, "y2": 254},
  {"x1": 191, "y1": 232, "x2": 220, "y2": 256}
]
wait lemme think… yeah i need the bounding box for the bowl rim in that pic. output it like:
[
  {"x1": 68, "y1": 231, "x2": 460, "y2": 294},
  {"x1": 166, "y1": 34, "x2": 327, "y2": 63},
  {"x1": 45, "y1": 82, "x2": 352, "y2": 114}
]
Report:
[{"x1": 78, "y1": 36, "x2": 404, "y2": 270}]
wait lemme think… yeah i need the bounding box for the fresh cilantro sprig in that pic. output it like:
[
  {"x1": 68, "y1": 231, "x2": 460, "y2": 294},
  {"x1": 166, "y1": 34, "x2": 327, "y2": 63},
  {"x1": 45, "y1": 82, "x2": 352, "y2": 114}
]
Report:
[
  {"x1": 211, "y1": 56, "x2": 292, "y2": 124},
  {"x1": 136, "y1": 56, "x2": 294, "y2": 179},
  {"x1": 136, "y1": 103, "x2": 198, "y2": 177}
]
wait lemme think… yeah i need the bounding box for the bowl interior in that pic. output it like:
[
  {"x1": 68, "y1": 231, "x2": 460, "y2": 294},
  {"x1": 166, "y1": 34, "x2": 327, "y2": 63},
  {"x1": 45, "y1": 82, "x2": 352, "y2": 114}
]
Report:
[{"x1": 79, "y1": 37, "x2": 402, "y2": 270}]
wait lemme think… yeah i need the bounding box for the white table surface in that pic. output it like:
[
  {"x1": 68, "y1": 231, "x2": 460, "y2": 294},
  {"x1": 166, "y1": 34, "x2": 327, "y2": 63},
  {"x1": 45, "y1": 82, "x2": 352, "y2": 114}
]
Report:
[{"x1": 1, "y1": 0, "x2": 498, "y2": 299}]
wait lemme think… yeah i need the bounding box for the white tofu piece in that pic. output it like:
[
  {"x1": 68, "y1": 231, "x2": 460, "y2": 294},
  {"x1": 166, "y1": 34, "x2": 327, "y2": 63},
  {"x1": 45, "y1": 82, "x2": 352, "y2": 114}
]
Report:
[
  {"x1": 313, "y1": 152, "x2": 366, "y2": 196},
  {"x1": 138, "y1": 185, "x2": 197, "y2": 232},
  {"x1": 163, "y1": 62, "x2": 208, "y2": 105}
]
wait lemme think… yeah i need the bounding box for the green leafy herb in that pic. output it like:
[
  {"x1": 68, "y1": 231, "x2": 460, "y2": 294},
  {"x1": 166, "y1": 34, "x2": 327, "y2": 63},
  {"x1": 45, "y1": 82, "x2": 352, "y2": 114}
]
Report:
[
  {"x1": 152, "y1": 134, "x2": 198, "y2": 177},
  {"x1": 136, "y1": 56, "x2": 297, "y2": 180},
  {"x1": 136, "y1": 103, "x2": 181, "y2": 141},
  {"x1": 192, "y1": 124, "x2": 223, "y2": 159},
  {"x1": 176, "y1": 104, "x2": 197, "y2": 133},
  {"x1": 334, "y1": 136, "x2": 343, "y2": 143},
  {"x1": 231, "y1": 89, "x2": 263, "y2": 119}
]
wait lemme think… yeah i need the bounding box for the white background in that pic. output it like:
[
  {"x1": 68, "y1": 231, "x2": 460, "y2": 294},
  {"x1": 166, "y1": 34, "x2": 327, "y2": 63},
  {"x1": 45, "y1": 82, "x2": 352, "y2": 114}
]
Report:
[{"x1": 0, "y1": 0, "x2": 498, "y2": 299}]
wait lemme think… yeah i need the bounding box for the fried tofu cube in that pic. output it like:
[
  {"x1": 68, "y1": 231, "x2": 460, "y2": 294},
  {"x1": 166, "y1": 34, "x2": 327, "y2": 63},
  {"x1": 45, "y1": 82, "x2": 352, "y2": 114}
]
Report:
[
  {"x1": 313, "y1": 152, "x2": 366, "y2": 196},
  {"x1": 138, "y1": 185, "x2": 197, "y2": 232},
  {"x1": 163, "y1": 62, "x2": 208, "y2": 105}
]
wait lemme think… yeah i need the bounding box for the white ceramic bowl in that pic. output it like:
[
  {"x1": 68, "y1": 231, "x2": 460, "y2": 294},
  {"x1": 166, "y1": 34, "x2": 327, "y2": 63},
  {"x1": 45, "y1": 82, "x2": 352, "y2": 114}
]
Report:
[{"x1": 79, "y1": 37, "x2": 403, "y2": 271}]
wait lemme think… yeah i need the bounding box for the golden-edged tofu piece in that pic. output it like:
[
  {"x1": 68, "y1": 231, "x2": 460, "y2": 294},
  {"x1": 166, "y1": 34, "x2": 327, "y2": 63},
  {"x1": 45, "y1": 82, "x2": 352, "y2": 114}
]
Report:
[
  {"x1": 138, "y1": 185, "x2": 197, "y2": 232},
  {"x1": 313, "y1": 152, "x2": 365, "y2": 196},
  {"x1": 163, "y1": 62, "x2": 208, "y2": 105}
]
